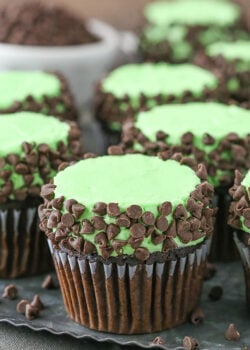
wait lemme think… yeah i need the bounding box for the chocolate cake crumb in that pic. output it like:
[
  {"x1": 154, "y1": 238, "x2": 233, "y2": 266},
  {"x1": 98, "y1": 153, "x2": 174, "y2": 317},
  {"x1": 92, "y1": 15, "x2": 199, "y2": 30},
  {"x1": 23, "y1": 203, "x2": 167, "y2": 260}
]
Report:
[
  {"x1": 182, "y1": 336, "x2": 200, "y2": 350},
  {"x1": 42, "y1": 275, "x2": 57, "y2": 289},
  {"x1": 16, "y1": 300, "x2": 30, "y2": 314},
  {"x1": 204, "y1": 262, "x2": 217, "y2": 280},
  {"x1": 190, "y1": 307, "x2": 205, "y2": 325},
  {"x1": 225, "y1": 323, "x2": 241, "y2": 341},
  {"x1": 2, "y1": 284, "x2": 18, "y2": 300},
  {"x1": 151, "y1": 336, "x2": 164, "y2": 345},
  {"x1": 209, "y1": 285, "x2": 223, "y2": 301},
  {"x1": 25, "y1": 304, "x2": 40, "y2": 320}
]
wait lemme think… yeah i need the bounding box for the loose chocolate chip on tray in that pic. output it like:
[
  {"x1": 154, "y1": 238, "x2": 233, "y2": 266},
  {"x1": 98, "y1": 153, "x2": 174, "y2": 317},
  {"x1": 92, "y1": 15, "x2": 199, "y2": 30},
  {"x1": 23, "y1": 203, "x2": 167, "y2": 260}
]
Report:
[
  {"x1": 16, "y1": 299, "x2": 30, "y2": 314},
  {"x1": 42, "y1": 275, "x2": 57, "y2": 289},
  {"x1": 31, "y1": 294, "x2": 44, "y2": 310},
  {"x1": 208, "y1": 286, "x2": 223, "y2": 301},
  {"x1": 25, "y1": 304, "x2": 40, "y2": 320},
  {"x1": 182, "y1": 336, "x2": 200, "y2": 350},
  {"x1": 150, "y1": 336, "x2": 165, "y2": 345},
  {"x1": 2, "y1": 284, "x2": 18, "y2": 300},
  {"x1": 190, "y1": 307, "x2": 205, "y2": 325},
  {"x1": 204, "y1": 262, "x2": 217, "y2": 280},
  {"x1": 225, "y1": 323, "x2": 241, "y2": 341}
]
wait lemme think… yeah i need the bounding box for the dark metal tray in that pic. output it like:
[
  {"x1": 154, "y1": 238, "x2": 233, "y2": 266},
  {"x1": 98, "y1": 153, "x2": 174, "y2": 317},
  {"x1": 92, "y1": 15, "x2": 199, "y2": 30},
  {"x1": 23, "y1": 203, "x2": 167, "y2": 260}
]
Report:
[{"x1": 0, "y1": 262, "x2": 249, "y2": 350}]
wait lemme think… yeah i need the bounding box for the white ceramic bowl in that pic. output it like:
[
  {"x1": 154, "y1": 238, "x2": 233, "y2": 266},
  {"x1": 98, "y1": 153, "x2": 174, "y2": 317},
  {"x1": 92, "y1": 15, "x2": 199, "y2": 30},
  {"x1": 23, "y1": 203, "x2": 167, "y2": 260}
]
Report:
[{"x1": 0, "y1": 19, "x2": 123, "y2": 109}]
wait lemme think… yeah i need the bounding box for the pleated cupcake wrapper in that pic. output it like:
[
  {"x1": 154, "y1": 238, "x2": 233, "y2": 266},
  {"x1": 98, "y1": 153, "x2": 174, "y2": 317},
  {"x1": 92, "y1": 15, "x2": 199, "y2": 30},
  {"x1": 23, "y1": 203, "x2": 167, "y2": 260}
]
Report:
[
  {"x1": 0, "y1": 205, "x2": 53, "y2": 278},
  {"x1": 233, "y1": 232, "x2": 250, "y2": 306},
  {"x1": 209, "y1": 190, "x2": 238, "y2": 261},
  {"x1": 49, "y1": 239, "x2": 209, "y2": 334}
]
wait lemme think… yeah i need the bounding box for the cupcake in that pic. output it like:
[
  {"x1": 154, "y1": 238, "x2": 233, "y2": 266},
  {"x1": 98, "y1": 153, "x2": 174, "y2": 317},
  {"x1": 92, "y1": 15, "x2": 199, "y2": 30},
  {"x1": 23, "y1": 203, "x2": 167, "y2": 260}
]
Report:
[
  {"x1": 39, "y1": 154, "x2": 215, "y2": 334},
  {"x1": 228, "y1": 170, "x2": 250, "y2": 306},
  {"x1": 119, "y1": 102, "x2": 250, "y2": 260},
  {"x1": 0, "y1": 111, "x2": 82, "y2": 278},
  {"x1": 201, "y1": 40, "x2": 250, "y2": 107},
  {"x1": 0, "y1": 71, "x2": 77, "y2": 121},
  {"x1": 139, "y1": 0, "x2": 246, "y2": 63},
  {"x1": 95, "y1": 63, "x2": 219, "y2": 136}
]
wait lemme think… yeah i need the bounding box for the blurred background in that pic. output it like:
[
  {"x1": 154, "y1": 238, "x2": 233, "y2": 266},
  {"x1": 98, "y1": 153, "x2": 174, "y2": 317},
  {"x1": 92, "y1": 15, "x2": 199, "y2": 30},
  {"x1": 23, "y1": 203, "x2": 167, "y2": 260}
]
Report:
[{"x1": 0, "y1": 0, "x2": 247, "y2": 31}]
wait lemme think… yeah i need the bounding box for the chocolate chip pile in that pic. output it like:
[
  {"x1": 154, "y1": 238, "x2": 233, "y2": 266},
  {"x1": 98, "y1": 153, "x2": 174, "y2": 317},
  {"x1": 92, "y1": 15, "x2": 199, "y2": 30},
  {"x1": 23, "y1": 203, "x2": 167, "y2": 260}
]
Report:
[{"x1": 0, "y1": 2, "x2": 98, "y2": 46}]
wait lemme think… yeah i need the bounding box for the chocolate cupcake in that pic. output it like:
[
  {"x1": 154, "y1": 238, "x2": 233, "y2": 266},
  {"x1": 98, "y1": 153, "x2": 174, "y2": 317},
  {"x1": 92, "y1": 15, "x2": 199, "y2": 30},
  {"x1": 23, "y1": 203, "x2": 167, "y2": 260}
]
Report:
[
  {"x1": 39, "y1": 154, "x2": 215, "y2": 334},
  {"x1": 139, "y1": 0, "x2": 246, "y2": 63},
  {"x1": 119, "y1": 102, "x2": 250, "y2": 260},
  {"x1": 95, "y1": 63, "x2": 219, "y2": 137},
  {"x1": 0, "y1": 111, "x2": 82, "y2": 278},
  {"x1": 228, "y1": 170, "x2": 250, "y2": 307},
  {"x1": 0, "y1": 71, "x2": 77, "y2": 121},
  {"x1": 202, "y1": 40, "x2": 250, "y2": 106}
]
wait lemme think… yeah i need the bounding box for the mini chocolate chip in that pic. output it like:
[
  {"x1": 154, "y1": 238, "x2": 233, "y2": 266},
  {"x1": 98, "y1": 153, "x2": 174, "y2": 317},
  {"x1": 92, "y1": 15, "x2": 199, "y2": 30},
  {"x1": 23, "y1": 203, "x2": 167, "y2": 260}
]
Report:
[
  {"x1": 163, "y1": 237, "x2": 177, "y2": 251},
  {"x1": 94, "y1": 232, "x2": 108, "y2": 247},
  {"x1": 26, "y1": 151, "x2": 38, "y2": 165},
  {"x1": 93, "y1": 202, "x2": 107, "y2": 216},
  {"x1": 107, "y1": 203, "x2": 120, "y2": 217},
  {"x1": 55, "y1": 229, "x2": 67, "y2": 241},
  {"x1": 159, "y1": 201, "x2": 172, "y2": 216},
  {"x1": 25, "y1": 304, "x2": 40, "y2": 320},
  {"x1": 92, "y1": 216, "x2": 107, "y2": 230},
  {"x1": 2, "y1": 284, "x2": 18, "y2": 300},
  {"x1": 112, "y1": 240, "x2": 127, "y2": 254},
  {"x1": 16, "y1": 299, "x2": 30, "y2": 314},
  {"x1": 15, "y1": 163, "x2": 29, "y2": 175},
  {"x1": 166, "y1": 221, "x2": 177, "y2": 238},
  {"x1": 181, "y1": 132, "x2": 193, "y2": 145},
  {"x1": 151, "y1": 336, "x2": 164, "y2": 345},
  {"x1": 61, "y1": 213, "x2": 74, "y2": 227},
  {"x1": 182, "y1": 336, "x2": 200, "y2": 350},
  {"x1": 14, "y1": 189, "x2": 27, "y2": 201},
  {"x1": 129, "y1": 236, "x2": 144, "y2": 249},
  {"x1": 177, "y1": 221, "x2": 192, "y2": 243},
  {"x1": 142, "y1": 211, "x2": 155, "y2": 225},
  {"x1": 41, "y1": 184, "x2": 56, "y2": 200},
  {"x1": 234, "y1": 170, "x2": 243, "y2": 185},
  {"x1": 174, "y1": 204, "x2": 188, "y2": 220},
  {"x1": 22, "y1": 142, "x2": 33, "y2": 154},
  {"x1": 225, "y1": 324, "x2": 240, "y2": 341},
  {"x1": 64, "y1": 199, "x2": 78, "y2": 213},
  {"x1": 126, "y1": 205, "x2": 142, "y2": 219},
  {"x1": 156, "y1": 216, "x2": 168, "y2": 231},
  {"x1": 107, "y1": 224, "x2": 120, "y2": 240},
  {"x1": 0, "y1": 157, "x2": 6, "y2": 168},
  {"x1": 80, "y1": 220, "x2": 94, "y2": 234},
  {"x1": 130, "y1": 223, "x2": 146, "y2": 238},
  {"x1": 187, "y1": 198, "x2": 203, "y2": 219},
  {"x1": 51, "y1": 196, "x2": 64, "y2": 210},
  {"x1": 145, "y1": 225, "x2": 155, "y2": 237},
  {"x1": 6, "y1": 154, "x2": 19, "y2": 165},
  {"x1": 196, "y1": 163, "x2": 208, "y2": 180},
  {"x1": 31, "y1": 295, "x2": 44, "y2": 310},
  {"x1": 58, "y1": 162, "x2": 70, "y2": 171},
  {"x1": 243, "y1": 208, "x2": 250, "y2": 220},
  {"x1": 108, "y1": 145, "x2": 124, "y2": 155},
  {"x1": 83, "y1": 241, "x2": 96, "y2": 255},
  {"x1": 72, "y1": 224, "x2": 80, "y2": 234},
  {"x1": 152, "y1": 232, "x2": 166, "y2": 245},
  {"x1": 190, "y1": 307, "x2": 205, "y2": 325},
  {"x1": 203, "y1": 133, "x2": 215, "y2": 145},
  {"x1": 83, "y1": 152, "x2": 97, "y2": 159},
  {"x1": 116, "y1": 214, "x2": 131, "y2": 227},
  {"x1": 209, "y1": 286, "x2": 223, "y2": 301},
  {"x1": 42, "y1": 275, "x2": 57, "y2": 289},
  {"x1": 156, "y1": 131, "x2": 167, "y2": 141},
  {"x1": 23, "y1": 174, "x2": 34, "y2": 186},
  {"x1": 38, "y1": 143, "x2": 49, "y2": 154},
  {"x1": 135, "y1": 247, "x2": 150, "y2": 261},
  {"x1": 100, "y1": 245, "x2": 114, "y2": 259},
  {"x1": 69, "y1": 237, "x2": 84, "y2": 252},
  {"x1": 72, "y1": 203, "x2": 85, "y2": 219}
]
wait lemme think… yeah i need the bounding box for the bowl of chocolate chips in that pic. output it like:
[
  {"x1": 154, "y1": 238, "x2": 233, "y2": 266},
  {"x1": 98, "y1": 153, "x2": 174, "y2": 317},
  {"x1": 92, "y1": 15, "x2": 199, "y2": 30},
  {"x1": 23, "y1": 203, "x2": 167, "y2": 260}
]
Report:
[{"x1": 0, "y1": 2, "x2": 122, "y2": 108}]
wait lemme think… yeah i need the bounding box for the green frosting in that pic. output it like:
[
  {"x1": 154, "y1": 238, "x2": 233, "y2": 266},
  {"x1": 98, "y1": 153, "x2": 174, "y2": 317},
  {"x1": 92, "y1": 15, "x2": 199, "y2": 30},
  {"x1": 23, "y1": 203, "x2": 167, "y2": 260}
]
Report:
[
  {"x1": 207, "y1": 40, "x2": 250, "y2": 71},
  {"x1": 54, "y1": 155, "x2": 203, "y2": 253},
  {"x1": 0, "y1": 71, "x2": 61, "y2": 109},
  {"x1": 135, "y1": 102, "x2": 250, "y2": 186},
  {"x1": 0, "y1": 112, "x2": 70, "y2": 157},
  {"x1": 102, "y1": 63, "x2": 218, "y2": 105},
  {"x1": 142, "y1": 25, "x2": 192, "y2": 61},
  {"x1": 144, "y1": 0, "x2": 240, "y2": 27},
  {"x1": 0, "y1": 112, "x2": 70, "y2": 193}
]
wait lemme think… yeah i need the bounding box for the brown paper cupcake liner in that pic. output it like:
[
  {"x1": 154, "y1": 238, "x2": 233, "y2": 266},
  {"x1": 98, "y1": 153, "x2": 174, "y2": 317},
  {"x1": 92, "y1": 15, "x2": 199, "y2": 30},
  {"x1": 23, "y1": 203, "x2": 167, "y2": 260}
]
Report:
[
  {"x1": 0, "y1": 198, "x2": 53, "y2": 278},
  {"x1": 233, "y1": 232, "x2": 250, "y2": 307},
  {"x1": 209, "y1": 189, "x2": 239, "y2": 261},
  {"x1": 48, "y1": 239, "x2": 210, "y2": 334}
]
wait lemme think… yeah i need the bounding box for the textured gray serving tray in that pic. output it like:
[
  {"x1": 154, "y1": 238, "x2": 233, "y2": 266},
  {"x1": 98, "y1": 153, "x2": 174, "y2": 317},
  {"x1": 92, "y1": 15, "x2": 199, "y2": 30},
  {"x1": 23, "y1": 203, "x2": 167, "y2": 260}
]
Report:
[{"x1": 0, "y1": 262, "x2": 249, "y2": 350}]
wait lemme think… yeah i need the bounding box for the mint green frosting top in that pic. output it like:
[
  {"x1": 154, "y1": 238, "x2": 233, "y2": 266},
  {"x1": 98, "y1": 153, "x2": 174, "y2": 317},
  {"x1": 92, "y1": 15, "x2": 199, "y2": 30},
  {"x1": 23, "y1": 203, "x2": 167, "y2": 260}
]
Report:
[
  {"x1": 0, "y1": 112, "x2": 70, "y2": 157},
  {"x1": 102, "y1": 63, "x2": 218, "y2": 103},
  {"x1": 207, "y1": 40, "x2": 250, "y2": 71},
  {"x1": 0, "y1": 71, "x2": 61, "y2": 109},
  {"x1": 135, "y1": 102, "x2": 250, "y2": 186},
  {"x1": 144, "y1": 0, "x2": 240, "y2": 27},
  {"x1": 54, "y1": 155, "x2": 203, "y2": 253}
]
